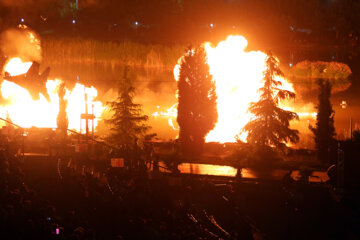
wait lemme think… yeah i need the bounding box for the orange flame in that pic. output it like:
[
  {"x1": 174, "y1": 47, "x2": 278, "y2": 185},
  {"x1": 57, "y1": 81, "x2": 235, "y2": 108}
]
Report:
[
  {"x1": 1, "y1": 58, "x2": 104, "y2": 132},
  {"x1": 156, "y1": 35, "x2": 316, "y2": 143},
  {"x1": 4, "y1": 58, "x2": 32, "y2": 76},
  {"x1": 151, "y1": 104, "x2": 178, "y2": 130}
]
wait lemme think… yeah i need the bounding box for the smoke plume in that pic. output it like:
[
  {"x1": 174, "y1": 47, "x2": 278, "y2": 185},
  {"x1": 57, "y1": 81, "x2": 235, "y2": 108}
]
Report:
[{"x1": 0, "y1": 25, "x2": 42, "y2": 62}]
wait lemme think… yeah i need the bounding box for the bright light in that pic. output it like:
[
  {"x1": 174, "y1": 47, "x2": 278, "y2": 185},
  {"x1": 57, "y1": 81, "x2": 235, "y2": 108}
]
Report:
[
  {"x1": 169, "y1": 35, "x2": 295, "y2": 143},
  {"x1": 154, "y1": 35, "x2": 315, "y2": 143},
  {"x1": 134, "y1": 21, "x2": 139, "y2": 26},
  {"x1": 1, "y1": 58, "x2": 105, "y2": 131},
  {"x1": 341, "y1": 100, "x2": 347, "y2": 109},
  {"x1": 210, "y1": 23, "x2": 214, "y2": 28},
  {"x1": 4, "y1": 58, "x2": 32, "y2": 76},
  {"x1": 204, "y1": 35, "x2": 272, "y2": 142},
  {"x1": 72, "y1": 19, "x2": 76, "y2": 24}
]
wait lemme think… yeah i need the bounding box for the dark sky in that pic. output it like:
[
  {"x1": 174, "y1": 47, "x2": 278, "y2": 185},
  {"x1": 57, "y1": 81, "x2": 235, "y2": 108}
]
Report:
[{"x1": 0, "y1": 0, "x2": 358, "y2": 46}]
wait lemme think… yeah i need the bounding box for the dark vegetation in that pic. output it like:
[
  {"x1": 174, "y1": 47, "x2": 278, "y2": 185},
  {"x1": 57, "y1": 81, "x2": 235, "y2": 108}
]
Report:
[
  {"x1": 309, "y1": 80, "x2": 336, "y2": 165},
  {"x1": 106, "y1": 67, "x2": 150, "y2": 147},
  {"x1": 0, "y1": 134, "x2": 358, "y2": 239},
  {"x1": 289, "y1": 61, "x2": 352, "y2": 80},
  {"x1": 177, "y1": 46, "x2": 217, "y2": 155},
  {"x1": 286, "y1": 61, "x2": 352, "y2": 98}
]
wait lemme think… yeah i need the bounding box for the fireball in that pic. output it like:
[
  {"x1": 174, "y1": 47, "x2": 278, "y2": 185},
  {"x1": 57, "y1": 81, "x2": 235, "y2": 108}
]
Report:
[
  {"x1": 156, "y1": 35, "x2": 315, "y2": 143},
  {"x1": 1, "y1": 58, "x2": 104, "y2": 132}
]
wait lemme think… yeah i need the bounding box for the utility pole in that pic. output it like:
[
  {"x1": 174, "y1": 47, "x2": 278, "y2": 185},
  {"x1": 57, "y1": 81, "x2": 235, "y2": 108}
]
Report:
[
  {"x1": 80, "y1": 89, "x2": 95, "y2": 150},
  {"x1": 341, "y1": 100, "x2": 352, "y2": 140},
  {"x1": 0, "y1": 117, "x2": 25, "y2": 157},
  {"x1": 92, "y1": 104, "x2": 94, "y2": 141},
  {"x1": 85, "y1": 92, "x2": 89, "y2": 138}
]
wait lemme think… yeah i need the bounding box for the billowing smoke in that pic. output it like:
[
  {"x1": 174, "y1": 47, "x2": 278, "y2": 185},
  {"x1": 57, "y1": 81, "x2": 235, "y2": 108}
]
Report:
[{"x1": 0, "y1": 25, "x2": 41, "y2": 62}]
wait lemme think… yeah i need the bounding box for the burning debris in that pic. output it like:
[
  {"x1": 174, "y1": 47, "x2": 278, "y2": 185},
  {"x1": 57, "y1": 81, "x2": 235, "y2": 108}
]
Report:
[
  {"x1": 0, "y1": 24, "x2": 106, "y2": 133},
  {"x1": 0, "y1": 57, "x2": 104, "y2": 131},
  {"x1": 4, "y1": 60, "x2": 50, "y2": 101}
]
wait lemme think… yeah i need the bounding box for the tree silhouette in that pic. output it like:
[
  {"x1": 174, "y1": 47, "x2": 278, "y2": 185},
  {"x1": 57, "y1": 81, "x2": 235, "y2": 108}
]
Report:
[
  {"x1": 309, "y1": 79, "x2": 336, "y2": 164},
  {"x1": 177, "y1": 46, "x2": 217, "y2": 155},
  {"x1": 243, "y1": 52, "x2": 299, "y2": 151},
  {"x1": 57, "y1": 83, "x2": 68, "y2": 138},
  {"x1": 353, "y1": 130, "x2": 360, "y2": 142},
  {"x1": 106, "y1": 67, "x2": 150, "y2": 147}
]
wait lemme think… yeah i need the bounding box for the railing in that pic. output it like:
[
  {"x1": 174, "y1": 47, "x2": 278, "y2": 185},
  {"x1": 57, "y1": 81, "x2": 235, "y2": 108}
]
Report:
[
  {"x1": 0, "y1": 119, "x2": 175, "y2": 173},
  {"x1": 0, "y1": 117, "x2": 25, "y2": 156}
]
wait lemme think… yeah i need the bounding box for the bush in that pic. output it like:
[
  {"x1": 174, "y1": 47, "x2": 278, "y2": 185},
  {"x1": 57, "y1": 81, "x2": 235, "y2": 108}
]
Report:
[
  {"x1": 246, "y1": 145, "x2": 282, "y2": 169},
  {"x1": 286, "y1": 60, "x2": 352, "y2": 95},
  {"x1": 231, "y1": 143, "x2": 282, "y2": 169},
  {"x1": 290, "y1": 60, "x2": 351, "y2": 80}
]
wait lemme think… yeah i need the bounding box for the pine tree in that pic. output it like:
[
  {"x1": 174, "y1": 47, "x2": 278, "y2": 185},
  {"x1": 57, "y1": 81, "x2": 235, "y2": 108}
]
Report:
[
  {"x1": 57, "y1": 83, "x2": 68, "y2": 138},
  {"x1": 309, "y1": 79, "x2": 336, "y2": 164},
  {"x1": 177, "y1": 46, "x2": 217, "y2": 155},
  {"x1": 106, "y1": 67, "x2": 150, "y2": 147},
  {"x1": 243, "y1": 52, "x2": 299, "y2": 151}
]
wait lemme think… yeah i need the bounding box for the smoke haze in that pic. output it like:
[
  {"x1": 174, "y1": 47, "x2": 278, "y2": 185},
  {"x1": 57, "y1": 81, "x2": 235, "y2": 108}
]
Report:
[{"x1": 0, "y1": 25, "x2": 42, "y2": 62}]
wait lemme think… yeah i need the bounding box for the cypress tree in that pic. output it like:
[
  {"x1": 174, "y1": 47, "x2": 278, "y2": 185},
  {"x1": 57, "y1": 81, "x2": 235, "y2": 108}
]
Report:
[
  {"x1": 177, "y1": 46, "x2": 217, "y2": 155},
  {"x1": 309, "y1": 79, "x2": 336, "y2": 164}
]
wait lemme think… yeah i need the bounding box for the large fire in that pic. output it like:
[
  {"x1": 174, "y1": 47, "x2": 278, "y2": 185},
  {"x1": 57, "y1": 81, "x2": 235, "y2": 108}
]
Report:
[
  {"x1": 1, "y1": 58, "x2": 104, "y2": 132},
  {"x1": 155, "y1": 35, "x2": 314, "y2": 143},
  {"x1": 204, "y1": 36, "x2": 294, "y2": 142}
]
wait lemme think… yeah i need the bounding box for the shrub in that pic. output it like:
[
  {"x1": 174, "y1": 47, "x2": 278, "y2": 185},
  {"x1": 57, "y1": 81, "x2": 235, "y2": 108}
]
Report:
[
  {"x1": 246, "y1": 145, "x2": 282, "y2": 169},
  {"x1": 290, "y1": 60, "x2": 351, "y2": 79}
]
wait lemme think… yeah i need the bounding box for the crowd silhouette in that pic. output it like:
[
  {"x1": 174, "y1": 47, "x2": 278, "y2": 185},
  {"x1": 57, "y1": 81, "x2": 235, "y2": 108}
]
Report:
[{"x1": 0, "y1": 137, "x2": 358, "y2": 239}]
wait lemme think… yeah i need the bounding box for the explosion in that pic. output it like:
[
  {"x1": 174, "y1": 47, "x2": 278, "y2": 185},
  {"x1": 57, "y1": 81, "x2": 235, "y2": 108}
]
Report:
[
  {"x1": 156, "y1": 35, "x2": 314, "y2": 143},
  {"x1": 204, "y1": 36, "x2": 295, "y2": 142},
  {"x1": 1, "y1": 58, "x2": 104, "y2": 132}
]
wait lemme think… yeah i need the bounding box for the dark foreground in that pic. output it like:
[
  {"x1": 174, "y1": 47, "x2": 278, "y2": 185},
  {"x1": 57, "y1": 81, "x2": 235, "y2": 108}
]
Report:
[{"x1": 0, "y1": 151, "x2": 359, "y2": 240}]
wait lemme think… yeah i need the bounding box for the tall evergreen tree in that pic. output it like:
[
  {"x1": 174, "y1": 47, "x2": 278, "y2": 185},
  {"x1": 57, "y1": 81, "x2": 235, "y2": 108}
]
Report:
[
  {"x1": 106, "y1": 67, "x2": 149, "y2": 147},
  {"x1": 177, "y1": 46, "x2": 217, "y2": 155},
  {"x1": 309, "y1": 79, "x2": 336, "y2": 164},
  {"x1": 243, "y1": 52, "x2": 299, "y2": 151}
]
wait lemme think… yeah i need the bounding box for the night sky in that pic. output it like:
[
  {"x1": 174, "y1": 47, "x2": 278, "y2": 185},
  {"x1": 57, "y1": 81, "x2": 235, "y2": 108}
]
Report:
[{"x1": 0, "y1": 0, "x2": 359, "y2": 46}]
